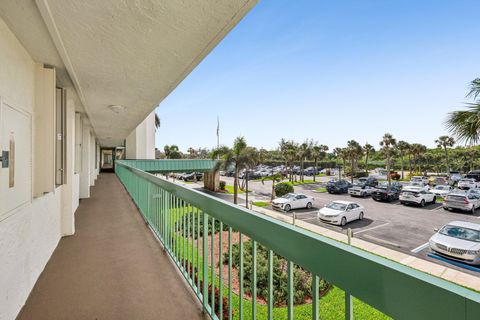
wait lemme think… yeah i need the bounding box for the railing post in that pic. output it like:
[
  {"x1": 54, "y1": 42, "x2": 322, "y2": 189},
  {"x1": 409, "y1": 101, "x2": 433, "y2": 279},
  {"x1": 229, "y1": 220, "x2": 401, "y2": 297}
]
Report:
[
  {"x1": 346, "y1": 228, "x2": 353, "y2": 320},
  {"x1": 202, "y1": 211, "x2": 208, "y2": 313}
]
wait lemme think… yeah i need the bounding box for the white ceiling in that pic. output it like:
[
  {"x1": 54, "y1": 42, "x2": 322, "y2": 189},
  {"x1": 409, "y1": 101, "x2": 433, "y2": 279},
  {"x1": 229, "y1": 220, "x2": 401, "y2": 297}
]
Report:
[{"x1": 0, "y1": 0, "x2": 257, "y2": 146}]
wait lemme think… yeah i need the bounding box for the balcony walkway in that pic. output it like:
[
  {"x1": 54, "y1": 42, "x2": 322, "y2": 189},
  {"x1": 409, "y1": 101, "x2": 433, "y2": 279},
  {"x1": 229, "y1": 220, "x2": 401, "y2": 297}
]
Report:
[{"x1": 17, "y1": 173, "x2": 207, "y2": 320}]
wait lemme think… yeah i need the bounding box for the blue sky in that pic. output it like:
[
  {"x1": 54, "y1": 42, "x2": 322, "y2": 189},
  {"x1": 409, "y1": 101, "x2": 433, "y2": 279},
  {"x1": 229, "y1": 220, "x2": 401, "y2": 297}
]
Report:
[{"x1": 155, "y1": 0, "x2": 480, "y2": 152}]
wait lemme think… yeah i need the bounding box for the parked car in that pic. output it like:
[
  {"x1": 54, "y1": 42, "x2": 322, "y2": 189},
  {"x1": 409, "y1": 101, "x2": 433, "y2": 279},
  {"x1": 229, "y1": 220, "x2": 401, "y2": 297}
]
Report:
[
  {"x1": 371, "y1": 182, "x2": 402, "y2": 202},
  {"x1": 403, "y1": 182, "x2": 430, "y2": 192},
  {"x1": 303, "y1": 167, "x2": 317, "y2": 176},
  {"x1": 466, "y1": 170, "x2": 480, "y2": 184},
  {"x1": 317, "y1": 201, "x2": 365, "y2": 226},
  {"x1": 357, "y1": 177, "x2": 379, "y2": 187},
  {"x1": 449, "y1": 172, "x2": 464, "y2": 185},
  {"x1": 399, "y1": 187, "x2": 436, "y2": 207},
  {"x1": 429, "y1": 176, "x2": 449, "y2": 186},
  {"x1": 348, "y1": 182, "x2": 376, "y2": 197},
  {"x1": 182, "y1": 172, "x2": 203, "y2": 181},
  {"x1": 326, "y1": 180, "x2": 352, "y2": 194},
  {"x1": 429, "y1": 221, "x2": 480, "y2": 265},
  {"x1": 271, "y1": 193, "x2": 314, "y2": 212},
  {"x1": 410, "y1": 176, "x2": 429, "y2": 186},
  {"x1": 443, "y1": 191, "x2": 480, "y2": 214},
  {"x1": 457, "y1": 178, "x2": 478, "y2": 190},
  {"x1": 468, "y1": 188, "x2": 480, "y2": 197},
  {"x1": 431, "y1": 185, "x2": 453, "y2": 197}
]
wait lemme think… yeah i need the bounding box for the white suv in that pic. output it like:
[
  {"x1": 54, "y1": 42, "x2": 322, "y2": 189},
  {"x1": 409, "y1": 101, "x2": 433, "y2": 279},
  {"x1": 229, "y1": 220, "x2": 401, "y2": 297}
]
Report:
[
  {"x1": 410, "y1": 176, "x2": 429, "y2": 186},
  {"x1": 399, "y1": 187, "x2": 436, "y2": 207},
  {"x1": 458, "y1": 178, "x2": 478, "y2": 190}
]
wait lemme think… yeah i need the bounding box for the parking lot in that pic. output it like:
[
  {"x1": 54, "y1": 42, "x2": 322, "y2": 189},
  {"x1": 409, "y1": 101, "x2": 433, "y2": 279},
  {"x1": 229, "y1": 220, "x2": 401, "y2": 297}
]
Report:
[{"x1": 216, "y1": 176, "x2": 480, "y2": 275}]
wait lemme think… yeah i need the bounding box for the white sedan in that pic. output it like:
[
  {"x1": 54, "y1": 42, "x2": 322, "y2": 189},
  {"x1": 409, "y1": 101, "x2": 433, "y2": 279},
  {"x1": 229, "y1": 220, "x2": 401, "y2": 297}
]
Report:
[
  {"x1": 458, "y1": 178, "x2": 478, "y2": 190},
  {"x1": 317, "y1": 201, "x2": 365, "y2": 226},
  {"x1": 272, "y1": 193, "x2": 314, "y2": 212},
  {"x1": 431, "y1": 185, "x2": 453, "y2": 197}
]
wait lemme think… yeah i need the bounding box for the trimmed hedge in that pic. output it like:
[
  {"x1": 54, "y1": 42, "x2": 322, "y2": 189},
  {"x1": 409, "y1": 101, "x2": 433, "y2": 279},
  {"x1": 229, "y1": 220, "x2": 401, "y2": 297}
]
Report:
[{"x1": 274, "y1": 182, "x2": 294, "y2": 197}]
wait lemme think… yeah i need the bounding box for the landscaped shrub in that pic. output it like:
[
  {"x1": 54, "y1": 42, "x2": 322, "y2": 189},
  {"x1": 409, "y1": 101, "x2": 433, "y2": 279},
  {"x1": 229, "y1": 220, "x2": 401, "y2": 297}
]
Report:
[
  {"x1": 354, "y1": 171, "x2": 368, "y2": 178},
  {"x1": 219, "y1": 180, "x2": 226, "y2": 190},
  {"x1": 274, "y1": 182, "x2": 294, "y2": 197},
  {"x1": 224, "y1": 240, "x2": 330, "y2": 306}
]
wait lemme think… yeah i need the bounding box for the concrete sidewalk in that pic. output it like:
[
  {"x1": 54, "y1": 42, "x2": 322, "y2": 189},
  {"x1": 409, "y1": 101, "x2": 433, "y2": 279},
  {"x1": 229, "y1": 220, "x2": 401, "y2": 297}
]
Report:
[{"x1": 17, "y1": 173, "x2": 207, "y2": 320}]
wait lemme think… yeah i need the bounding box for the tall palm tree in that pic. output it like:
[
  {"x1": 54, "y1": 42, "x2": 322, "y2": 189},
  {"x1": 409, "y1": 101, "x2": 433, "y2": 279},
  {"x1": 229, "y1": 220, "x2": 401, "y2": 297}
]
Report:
[
  {"x1": 346, "y1": 140, "x2": 363, "y2": 182},
  {"x1": 241, "y1": 147, "x2": 259, "y2": 207},
  {"x1": 311, "y1": 143, "x2": 328, "y2": 182},
  {"x1": 435, "y1": 136, "x2": 455, "y2": 174},
  {"x1": 164, "y1": 145, "x2": 182, "y2": 159},
  {"x1": 279, "y1": 139, "x2": 298, "y2": 182},
  {"x1": 445, "y1": 78, "x2": 480, "y2": 144},
  {"x1": 410, "y1": 143, "x2": 427, "y2": 173},
  {"x1": 333, "y1": 147, "x2": 348, "y2": 179},
  {"x1": 211, "y1": 136, "x2": 250, "y2": 205},
  {"x1": 396, "y1": 141, "x2": 410, "y2": 180},
  {"x1": 297, "y1": 140, "x2": 312, "y2": 183},
  {"x1": 363, "y1": 143, "x2": 375, "y2": 174},
  {"x1": 380, "y1": 133, "x2": 397, "y2": 185}
]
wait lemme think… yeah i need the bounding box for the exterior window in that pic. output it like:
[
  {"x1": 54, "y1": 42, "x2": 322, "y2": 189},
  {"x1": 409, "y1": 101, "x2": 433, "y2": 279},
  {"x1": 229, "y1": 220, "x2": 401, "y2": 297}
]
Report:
[{"x1": 55, "y1": 87, "x2": 66, "y2": 186}]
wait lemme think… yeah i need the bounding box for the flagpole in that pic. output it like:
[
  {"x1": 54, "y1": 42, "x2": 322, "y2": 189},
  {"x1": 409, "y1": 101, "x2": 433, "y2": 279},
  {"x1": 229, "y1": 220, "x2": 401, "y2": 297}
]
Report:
[{"x1": 216, "y1": 115, "x2": 220, "y2": 149}]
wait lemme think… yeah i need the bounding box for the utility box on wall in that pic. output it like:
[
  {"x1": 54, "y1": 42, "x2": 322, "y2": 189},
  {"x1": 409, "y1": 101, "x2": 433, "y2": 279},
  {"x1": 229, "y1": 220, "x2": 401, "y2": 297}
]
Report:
[{"x1": 0, "y1": 101, "x2": 32, "y2": 220}]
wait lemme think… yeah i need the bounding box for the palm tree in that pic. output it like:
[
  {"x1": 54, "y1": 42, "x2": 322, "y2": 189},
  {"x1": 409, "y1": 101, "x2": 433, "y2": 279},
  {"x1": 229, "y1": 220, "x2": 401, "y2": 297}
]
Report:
[
  {"x1": 333, "y1": 147, "x2": 348, "y2": 179},
  {"x1": 396, "y1": 141, "x2": 410, "y2": 180},
  {"x1": 262, "y1": 172, "x2": 283, "y2": 201},
  {"x1": 445, "y1": 78, "x2": 480, "y2": 144},
  {"x1": 346, "y1": 140, "x2": 363, "y2": 182},
  {"x1": 311, "y1": 143, "x2": 328, "y2": 182},
  {"x1": 435, "y1": 136, "x2": 455, "y2": 174},
  {"x1": 241, "y1": 147, "x2": 259, "y2": 207},
  {"x1": 164, "y1": 145, "x2": 182, "y2": 159},
  {"x1": 279, "y1": 139, "x2": 298, "y2": 182},
  {"x1": 410, "y1": 143, "x2": 427, "y2": 173},
  {"x1": 363, "y1": 143, "x2": 375, "y2": 174},
  {"x1": 297, "y1": 140, "x2": 312, "y2": 183},
  {"x1": 380, "y1": 133, "x2": 397, "y2": 185},
  {"x1": 211, "y1": 136, "x2": 251, "y2": 205}
]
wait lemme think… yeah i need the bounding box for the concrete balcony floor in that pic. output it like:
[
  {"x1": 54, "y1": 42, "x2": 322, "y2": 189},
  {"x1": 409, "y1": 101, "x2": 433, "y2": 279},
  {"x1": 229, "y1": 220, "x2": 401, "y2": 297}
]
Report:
[{"x1": 17, "y1": 173, "x2": 207, "y2": 320}]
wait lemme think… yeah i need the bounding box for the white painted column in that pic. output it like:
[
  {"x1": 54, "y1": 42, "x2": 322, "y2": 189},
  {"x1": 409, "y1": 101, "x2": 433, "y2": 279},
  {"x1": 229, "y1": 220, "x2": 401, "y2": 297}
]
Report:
[{"x1": 79, "y1": 117, "x2": 91, "y2": 198}]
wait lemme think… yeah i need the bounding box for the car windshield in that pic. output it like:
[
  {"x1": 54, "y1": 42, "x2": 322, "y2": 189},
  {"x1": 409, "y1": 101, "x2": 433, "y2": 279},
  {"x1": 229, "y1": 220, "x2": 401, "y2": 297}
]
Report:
[
  {"x1": 281, "y1": 194, "x2": 296, "y2": 199},
  {"x1": 435, "y1": 186, "x2": 448, "y2": 190},
  {"x1": 439, "y1": 225, "x2": 480, "y2": 242},
  {"x1": 326, "y1": 202, "x2": 347, "y2": 211}
]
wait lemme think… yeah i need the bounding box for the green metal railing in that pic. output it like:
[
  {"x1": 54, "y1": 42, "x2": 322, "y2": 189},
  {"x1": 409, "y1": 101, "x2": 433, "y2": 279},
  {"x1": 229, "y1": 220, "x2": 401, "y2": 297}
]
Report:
[{"x1": 115, "y1": 160, "x2": 480, "y2": 320}]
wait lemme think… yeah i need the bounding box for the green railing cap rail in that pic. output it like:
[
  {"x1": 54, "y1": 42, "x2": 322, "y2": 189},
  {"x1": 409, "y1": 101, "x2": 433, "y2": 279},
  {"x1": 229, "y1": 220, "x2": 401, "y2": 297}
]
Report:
[
  {"x1": 116, "y1": 161, "x2": 480, "y2": 320},
  {"x1": 118, "y1": 159, "x2": 217, "y2": 173}
]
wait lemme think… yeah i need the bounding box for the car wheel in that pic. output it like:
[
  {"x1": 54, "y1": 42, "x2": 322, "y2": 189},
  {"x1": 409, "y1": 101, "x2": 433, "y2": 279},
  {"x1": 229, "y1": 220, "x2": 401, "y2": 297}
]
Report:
[
  {"x1": 358, "y1": 212, "x2": 364, "y2": 220},
  {"x1": 387, "y1": 195, "x2": 392, "y2": 202},
  {"x1": 443, "y1": 207, "x2": 448, "y2": 210},
  {"x1": 341, "y1": 217, "x2": 347, "y2": 226},
  {"x1": 284, "y1": 204, "x2": 291, "y2": 212},
  {"x1": 420, "y1": 199, "x2": 425, "y2": 207},
  {"x1": 306, "y1": 202, "x2": 313, "y2": 209}
]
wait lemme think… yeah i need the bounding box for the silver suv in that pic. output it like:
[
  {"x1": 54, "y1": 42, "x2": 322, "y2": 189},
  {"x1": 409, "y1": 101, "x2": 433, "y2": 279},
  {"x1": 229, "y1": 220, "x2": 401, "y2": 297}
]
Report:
[{"x1": 443, "y1": 191, "x2": 480, "y2": 214}]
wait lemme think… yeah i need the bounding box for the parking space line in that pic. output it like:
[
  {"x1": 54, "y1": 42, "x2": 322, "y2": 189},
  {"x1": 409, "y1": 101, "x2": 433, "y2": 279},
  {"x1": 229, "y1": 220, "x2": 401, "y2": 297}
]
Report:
[
  {"x1": 411, "y1": 242, "x2": 429, "y2": 253},
  {"x1": 354, "y1": 222, "x2": 389, "y2": 235},
  {"x1": 362, "y1": 234, "x2": 401, "y2": 248}
]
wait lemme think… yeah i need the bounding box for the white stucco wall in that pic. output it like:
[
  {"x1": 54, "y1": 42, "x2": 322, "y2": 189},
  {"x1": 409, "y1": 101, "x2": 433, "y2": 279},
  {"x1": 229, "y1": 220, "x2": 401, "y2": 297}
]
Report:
[
  {"x1": 125, "y1": 110, "x2": 156, "y2": 159},
  {"x1": 0, "y1": 18, "x2": 90, "y2": 320},
  {"x1": 0, "y1": 18, "x2": 62, "y2": 320}
]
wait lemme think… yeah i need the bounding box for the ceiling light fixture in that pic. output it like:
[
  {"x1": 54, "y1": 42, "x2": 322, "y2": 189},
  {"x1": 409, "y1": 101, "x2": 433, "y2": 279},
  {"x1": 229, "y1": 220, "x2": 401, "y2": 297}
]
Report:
[{"x1": 109, "y1": 105, "x2": 126, "y2": 113}]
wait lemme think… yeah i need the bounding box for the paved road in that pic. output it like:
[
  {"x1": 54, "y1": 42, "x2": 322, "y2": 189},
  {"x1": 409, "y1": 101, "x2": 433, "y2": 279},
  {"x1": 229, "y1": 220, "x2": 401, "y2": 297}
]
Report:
[{"x1": 215, "y1": 176, "x2": 480, "y2": 276}]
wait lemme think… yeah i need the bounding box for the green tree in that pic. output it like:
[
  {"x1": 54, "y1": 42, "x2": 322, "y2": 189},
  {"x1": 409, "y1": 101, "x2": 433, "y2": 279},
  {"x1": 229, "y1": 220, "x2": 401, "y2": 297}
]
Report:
[
  {"x1": 380, "y1": 133, "x2": 397, "y2": 185},
  {"x1": 346, "y1": 140, "x2": 363, "y2": 182},
  {"x1": 164, "y1": 145, "x2": 182, "y2": 159},
  {"x1": 446, "y1": 78, "x2": 480, "y2": 144},
  {"x1": 435, "y1": 136, "x2": 455, "y2": 174},
  {"x1": 333, "y1": 147, "x2": 348, "y2": 179},
  {"x1": 311, "y1": 143, "x2": 329, "y2": 182},
  {"x1": 363, "y1": 143, "x2": 375, "y2": 174},
  {"x1": 410, "y1": 143, "x2": 427, "y2": 173},
  {"x1": 211, "y1": 136, "x2": 251, "y2": 205},
  {"x1": 396, "y1": 141, "x2": 410, "y2": 180},
  {"x1": 297, "y1": 140, "x2": 312, "y2": 182}
]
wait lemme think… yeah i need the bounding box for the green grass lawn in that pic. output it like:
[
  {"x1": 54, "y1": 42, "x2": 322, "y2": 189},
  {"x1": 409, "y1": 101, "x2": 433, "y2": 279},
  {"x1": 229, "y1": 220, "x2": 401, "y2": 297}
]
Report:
[
  {"x1": 436, "y1": 197, "x2": 444, "y2": 203},
  {"x1": 252, "y1": 201, "x2": 270, "y2": 207},
  {"x1": 224, "y1": 185, "x2": 251, "y2": 194},
  {"x1": 314, "y1": 187, "x2": 327, "y2": 193}
]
